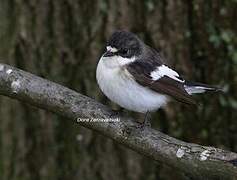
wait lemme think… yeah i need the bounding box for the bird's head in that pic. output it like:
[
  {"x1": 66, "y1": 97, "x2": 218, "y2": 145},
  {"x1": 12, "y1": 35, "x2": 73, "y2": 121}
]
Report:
[
  {"x1": 102, "y1": 30, "x2": 142, "y2": 68},
  {"x1": 104, "y1": 30, "x2": 142, "y2": 58}
]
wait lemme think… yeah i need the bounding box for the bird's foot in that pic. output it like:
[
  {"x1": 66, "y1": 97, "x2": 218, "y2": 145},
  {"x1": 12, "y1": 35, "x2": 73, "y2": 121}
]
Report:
[
  {"x1": 135, "y1": 111, "x2": 152, "y2": 130},
  {"x1": 135, "y1": 122, "x2": 150, "y2": 130}
]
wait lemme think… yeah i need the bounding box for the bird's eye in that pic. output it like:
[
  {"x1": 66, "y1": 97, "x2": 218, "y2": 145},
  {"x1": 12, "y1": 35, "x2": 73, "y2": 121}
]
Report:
[{"x1": 120, "y1": 49, "x2": 129, "y2": 55}]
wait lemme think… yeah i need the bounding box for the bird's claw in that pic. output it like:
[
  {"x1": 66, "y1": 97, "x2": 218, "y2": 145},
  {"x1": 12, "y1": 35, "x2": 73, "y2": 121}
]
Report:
[{"x1": 135, "y1": 120, "x2": 151, "y2": 130}]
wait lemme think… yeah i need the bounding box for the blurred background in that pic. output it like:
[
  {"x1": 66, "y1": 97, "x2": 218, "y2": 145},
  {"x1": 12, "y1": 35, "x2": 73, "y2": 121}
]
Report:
[{"x1": 0, "y1": 0, "x2": 236, "y2": 180}]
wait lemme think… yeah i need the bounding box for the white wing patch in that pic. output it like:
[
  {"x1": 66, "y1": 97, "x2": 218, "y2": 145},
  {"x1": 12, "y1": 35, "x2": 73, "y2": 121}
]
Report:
[
  {"x1": 106, "y1": 46, "x2": 118, "y2": 53},
  {"x1": 150, "y1": 65, "x2": 184, "y2": 82}
]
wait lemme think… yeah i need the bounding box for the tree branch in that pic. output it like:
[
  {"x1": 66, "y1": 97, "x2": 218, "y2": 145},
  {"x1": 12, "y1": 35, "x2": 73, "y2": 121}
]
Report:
[{"x1": 0, "y1": 63, "x2": 236, "y2": 179}]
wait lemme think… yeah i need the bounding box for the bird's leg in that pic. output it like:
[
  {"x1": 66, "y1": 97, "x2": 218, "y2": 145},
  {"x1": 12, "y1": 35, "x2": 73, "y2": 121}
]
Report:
[
  {"x1": 143, "y1": 111, "x2": 151, "y2": 127},
  {"x1": 137, "y1": 111, "x2": 151, "y2": 129},
  {"x1": 144, "y1": 111, "x2": 151, "y2": 126}
]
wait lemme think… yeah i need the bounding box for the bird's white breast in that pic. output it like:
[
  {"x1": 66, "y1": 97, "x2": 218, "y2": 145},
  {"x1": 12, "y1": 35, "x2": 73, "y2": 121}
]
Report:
[{"x1": 96, "y1": 56, "x2": 168, "y2": 113}]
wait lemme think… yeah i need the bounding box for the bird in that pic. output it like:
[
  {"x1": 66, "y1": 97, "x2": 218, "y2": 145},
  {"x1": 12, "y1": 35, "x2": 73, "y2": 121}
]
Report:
[{"x1": 96, "y1": 30, "x2": 221, "y2": 125}]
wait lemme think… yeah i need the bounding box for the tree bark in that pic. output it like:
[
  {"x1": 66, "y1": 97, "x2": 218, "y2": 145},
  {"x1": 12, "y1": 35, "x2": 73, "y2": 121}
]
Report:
[{"x1": 0, "y1": 63, "x2": 236, "y2": 180}]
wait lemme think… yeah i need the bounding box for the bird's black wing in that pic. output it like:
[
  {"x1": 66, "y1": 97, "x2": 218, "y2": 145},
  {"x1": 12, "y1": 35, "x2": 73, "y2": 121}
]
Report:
[{"x1": 126, "y1": 60, "x2": 196, "y2": 105}]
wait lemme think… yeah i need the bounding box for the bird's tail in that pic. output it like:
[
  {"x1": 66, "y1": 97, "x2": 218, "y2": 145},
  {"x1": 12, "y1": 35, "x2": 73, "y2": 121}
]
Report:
[{"x1": 184, "y1": 80, "x2": 223, "y2": 95}]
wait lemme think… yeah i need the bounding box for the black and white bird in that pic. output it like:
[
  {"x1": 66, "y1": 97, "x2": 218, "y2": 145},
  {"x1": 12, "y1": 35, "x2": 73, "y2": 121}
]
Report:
[{"x1": 96, "y1": 30, "x2": 220, "y2": 116}]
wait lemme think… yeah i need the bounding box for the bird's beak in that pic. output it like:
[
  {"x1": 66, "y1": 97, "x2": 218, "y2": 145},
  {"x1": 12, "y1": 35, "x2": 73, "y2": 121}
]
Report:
[{"x1": 103, "y1": 51, "x2": 114, "y2": 57}]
